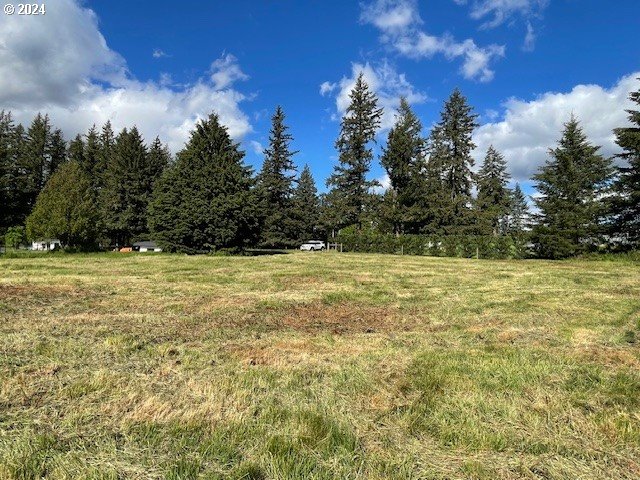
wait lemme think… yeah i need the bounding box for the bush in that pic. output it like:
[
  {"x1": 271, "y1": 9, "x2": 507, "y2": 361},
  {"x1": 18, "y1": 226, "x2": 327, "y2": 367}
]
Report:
[{"x1": 335, "y1": 228, "x2": 530, "y2": 259}]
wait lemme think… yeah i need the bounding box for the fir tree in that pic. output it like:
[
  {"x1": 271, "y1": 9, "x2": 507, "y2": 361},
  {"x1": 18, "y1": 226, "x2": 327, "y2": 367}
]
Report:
[
  {"x1": 422, "y1": 125, "x2": 453, "y2": 234},
  {"x1": 25, "y1": 161, "x2": 99, "y2": 249},
  {"x1": 23, "y1": 113, "x2": 54, "y2": 211},
  {"x1": 148, "y1": 113, "x2": 259, "y2": 253},
  {"x1": 532, "y1": 116, "x2": 614, "y2": 258},
  {"x1": 0, "y1": 111, "x2": 17, "y2": 231},
  {"x1": 508, "y1": 183, "x2": 530, "y2": 235},
  {"x1": 327, "y1": 73, "x2": 383, "y2": 229},
  {"x1": 68, "y1": 134, "x2": 85, "y2": 166},
  {"x1": 610, "y1": 81, "x2": 640, "y2": 247},
  {"x1": 49, "y1": 129, "x2": 66, "y2": 176},
  {"x1": 84, "y1": 126, "x2": 101, "y2": 186},
  {"x1": 256, "y1": 106, "x2": 298, "y2": 247},
  {"x1": 99, "y1": 127, "x2": 150, "y2": 246},
  {"x1": 291, "y1": 164, "x2": 320, "y2": 242},
  {"x1": 435, "y1": 89, "x2": 478, "y2": 233},
  {"x1": 380, "y1": 98, "x2": 427, "y2": 234},
  {"x1": 476, "y1": 146, "x2": 511, "y2": 235}
]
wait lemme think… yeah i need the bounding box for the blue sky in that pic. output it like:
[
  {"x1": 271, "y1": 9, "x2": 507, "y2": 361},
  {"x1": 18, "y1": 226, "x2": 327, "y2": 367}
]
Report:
[{"x1": 1, "y1": 0, "x2": 638, "y2": 195}]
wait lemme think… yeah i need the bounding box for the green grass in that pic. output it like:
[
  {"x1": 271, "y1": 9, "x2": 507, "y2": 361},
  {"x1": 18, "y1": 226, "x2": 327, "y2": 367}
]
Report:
[{"x1": 0, "y1": 251, "x2": 639, "y2": 479}]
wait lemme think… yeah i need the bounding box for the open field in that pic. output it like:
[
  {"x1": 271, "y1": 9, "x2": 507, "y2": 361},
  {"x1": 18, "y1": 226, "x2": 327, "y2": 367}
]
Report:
[{"x1": 0, "y1": 252, "x2": 639, "y2": 479}]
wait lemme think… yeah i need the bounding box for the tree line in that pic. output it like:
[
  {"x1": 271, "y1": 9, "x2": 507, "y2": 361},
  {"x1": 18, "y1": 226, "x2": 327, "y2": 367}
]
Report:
[{"x1": 0, "y1": 75, "x2": 638, "y2": 258}]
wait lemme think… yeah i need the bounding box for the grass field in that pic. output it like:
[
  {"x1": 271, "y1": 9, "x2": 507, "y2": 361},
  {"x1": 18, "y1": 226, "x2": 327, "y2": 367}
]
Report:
[{"x1": 0, "y1": 252, "x2": 639, "y2": 479}]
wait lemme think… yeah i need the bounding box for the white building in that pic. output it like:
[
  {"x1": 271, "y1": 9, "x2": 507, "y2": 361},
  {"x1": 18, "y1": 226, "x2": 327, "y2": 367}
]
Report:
[{"x1": 31, "y1": 239, "x2": 61, "y2": 251}]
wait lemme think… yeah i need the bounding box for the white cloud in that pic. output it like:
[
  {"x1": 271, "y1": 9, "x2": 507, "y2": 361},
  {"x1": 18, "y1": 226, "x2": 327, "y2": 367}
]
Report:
[
  {"x1": 372, "y1": 172, "x2": 392, "y2": 193},
  {"x1": 210, "y1": 53, "x2": 249, "y2": 90},
  {"x1": 249, "y1": 140, "x2": 264, "y2": 155},
  {"x1": 0, "y1": 0, "x2": 252, "y2": 152},
  {"x1": 361, "y1": 0, "x2": 505, "y2": 82},
  {"x1": 319, "y1": 81, "x2": 337, "y2": 96},
  {"x1": 474, "y1": 72, "x2": 640, "y2": 182},
  {"x1": 152, "y1": 48, "x2": 169, "y2": 59},
  {"x1": 455, "y1": 0, "x2": 549, "y2": 28},
  {"x1": 323, "y1": 60, "x2": 428, "y2": 131},
  {"x1": 359, "y1": 0, "x2": 422, "y2": 32},
  {"x1": 523, "y1": 21, "x2": 536, "y2": 51}
]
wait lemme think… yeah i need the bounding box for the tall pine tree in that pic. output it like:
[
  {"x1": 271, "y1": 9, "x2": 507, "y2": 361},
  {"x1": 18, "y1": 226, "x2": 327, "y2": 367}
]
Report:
[
  {"x1": 148, "y1": 114, "x2": 259, "y2": 253},
  {"x1": 437, "y1": 89, "x2": 478, "y2": 233},
  {"x1": 380, "y1": 98, "x2": 427, "y2": 234},
  {"x1": 256, "y1": 106, "x2": 298, "y2": 248},
  {"x1": 99, "y1": 127, "x2": 150, "y2": 246},
  {"x1": 475, "y1": 146, "x2": 511, "y2": 235},
  {"x1": 532, "y1": 116, "x2": 613, "y2": 258},
  {"x1": 291, "y1": 164, "x2": 320, "y2": 242},
  {"x1": 610, "y1": 82, "x2": 640, "y2": 247},
  {"x1": 508, "y1": 183, "x2": 530, "y2": 235},
  {"x1": 327, "y1": 73, "x2": 383, "y2": 229}
]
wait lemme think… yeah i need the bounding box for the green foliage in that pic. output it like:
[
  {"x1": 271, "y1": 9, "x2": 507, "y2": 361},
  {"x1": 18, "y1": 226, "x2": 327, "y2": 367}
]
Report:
[
  {"x1": 25, "y1": 161, "x2": 99, "y2": 249},
  {"x1": 380, "y1": 98, "x2": 428, "y2": 234},
  {"x1": 532, "y1": 116, "x2": 614, "y2": 258},
  {"x1": 4, "y1": 225, "x2": 26, "y2": 249},
  {"x1": 256, "y1": 106, "x2": 299, "y2": 248},
  {"x1": 327, "y1": 73, "x2": 383, "y2": 229},
  {"x1": 611, "y1": 80, "x2": 640, "y2": 248},
  {"x1": 421, "y1": 90, "x2": 479, "y2": 234},
  {"x1": 148, "y1": 113, "x2": 259, "y2": 253},
  {"x1": 336, "y1": 226, "x2": 529, "y2": 259},
  {"x1": 508, "y1": 183, "x2": 530, "y2": 235},
  {"x1": 290, "y1": 164, "x2": 320, "y2": 243},
  {"x1": 476, "y1": 146, "x2": 511, "y2": 235},
  {"x1": 99, "y1": 127, "x2": 166, "y2": 246}
]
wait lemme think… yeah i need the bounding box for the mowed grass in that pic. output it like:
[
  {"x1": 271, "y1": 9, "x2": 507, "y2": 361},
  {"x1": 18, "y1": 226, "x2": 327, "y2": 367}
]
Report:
[{"x1": 0, "y1": 252, "x2": 639, "y2": 480}]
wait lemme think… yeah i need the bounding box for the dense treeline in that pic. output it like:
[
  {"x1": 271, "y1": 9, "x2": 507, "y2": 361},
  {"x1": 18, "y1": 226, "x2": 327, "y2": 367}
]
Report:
[{"x1": 1, "y1": 75, "x2": 638, "y2": 258}]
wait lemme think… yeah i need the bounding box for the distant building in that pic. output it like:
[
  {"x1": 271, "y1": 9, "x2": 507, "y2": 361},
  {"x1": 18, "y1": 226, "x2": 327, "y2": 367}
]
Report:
[
  {"x1": 31, "y1": 239, "x2": 61, "y2": 251},
  {"x1": 132, "y1": 241, "x2": 162, "y2": 253}
]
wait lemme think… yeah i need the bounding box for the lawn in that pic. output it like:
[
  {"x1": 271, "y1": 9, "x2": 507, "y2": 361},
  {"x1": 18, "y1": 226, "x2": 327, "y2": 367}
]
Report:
[{"x1": 0, "y1": 252, "x2": 639, "y2": 479}]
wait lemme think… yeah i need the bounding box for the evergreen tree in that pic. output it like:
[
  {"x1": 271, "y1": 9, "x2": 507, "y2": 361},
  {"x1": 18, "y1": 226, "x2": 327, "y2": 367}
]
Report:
[
  {"x1": 25, "y1": 161, "x2": 99, "y2": 249},
  {"x1": 84, "y1": 126, "x2": 100, "y2": 186},
  {"x1": 508, "y1": 183, "x2": 530, "y2": 235},
  {"x1": 610, "y1": 82, "x2": 640, "y2": 247},
  {"x1": 476, "y1": 146, "x2": 511, "y2": 235},
  {"x1": 380, "y1": 98, "x2": 427, "y2": 234},
  {"x1": 256, "y1": 106, "x2": 298, "y2": 247},
  {"x1": 99, "y1": 127, "x2": 150, "y2": 246},
  {"x1": 291, "y1": 164, "x2": 320, "y2": 242},
  {"x1": 96, "y1": 121, "x2": 115, "y2": 194},
  {"x1": 49, "y1": 129, "x2": 67, "y2": 176},
  {"x1": 434, "y1": 89, "x2": 478, "y2": 233},
  {"x1": 23, "y1": 113, "x2": 54, "y2": 211},
  {"x1": 327, "y1": 73, "x2": 383, "y2": 229},
  {"x1": 0, "y1": 111, "x2": 17, "y2": 231},
  {"x1": 422, "y1": 125, "x2": 453, "y2": 234},
  {"x1": 532, "y1": 116, "x2": 614, "y2": 258},
  {"x1": 148, "y1": 113, "x2": 259, "y2": 253},
  {"x1": 68, "y1": 134, "x2": 85, "y2": 166}
]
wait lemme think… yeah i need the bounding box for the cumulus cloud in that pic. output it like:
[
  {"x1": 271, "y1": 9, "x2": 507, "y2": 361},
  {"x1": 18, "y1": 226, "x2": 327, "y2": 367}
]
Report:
[
  {"x1": 0, "y1": 0, "x2": 252, "y2": 152},
  {"x1": 372, "y1": 172, "x2": 392, "y2": 193},
  {"x1": 210, "y1": 53, "x2": 249, "y2": 90},
  {"x1": 322, "y1": 60, "x2": 428, "y2": 130},
  {"x1": 473, "y1": 72, "x2": 639, "y2": 182},
  {"x1": 249, "y1": 140, "x2": 264, "y2": 155},
  {"x1": 361, "y1": 0, "x2": 505, "y2": 82}
]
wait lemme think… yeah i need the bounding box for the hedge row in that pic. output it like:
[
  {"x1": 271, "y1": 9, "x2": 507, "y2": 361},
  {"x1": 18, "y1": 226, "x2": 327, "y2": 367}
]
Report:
[{"x1": 335, "y1": 228, "x2": 530, "y2": 259}]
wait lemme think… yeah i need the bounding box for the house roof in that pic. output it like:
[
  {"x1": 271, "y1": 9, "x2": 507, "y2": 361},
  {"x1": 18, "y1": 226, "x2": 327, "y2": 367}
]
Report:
[{"x1": 133, "y1": 241, "x2": 159, "y2": 248}]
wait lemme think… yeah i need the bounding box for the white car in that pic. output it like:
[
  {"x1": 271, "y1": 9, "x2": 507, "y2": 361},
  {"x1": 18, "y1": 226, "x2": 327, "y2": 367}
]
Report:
[{"x1": 300, "y1": 240, "x2": 326, "y2": 251}]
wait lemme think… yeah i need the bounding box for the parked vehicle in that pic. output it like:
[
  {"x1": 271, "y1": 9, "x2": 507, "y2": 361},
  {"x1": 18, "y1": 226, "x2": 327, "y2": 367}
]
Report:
[{"x1": 300, "y1": 240, "x2": 325, "y2": 251}]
